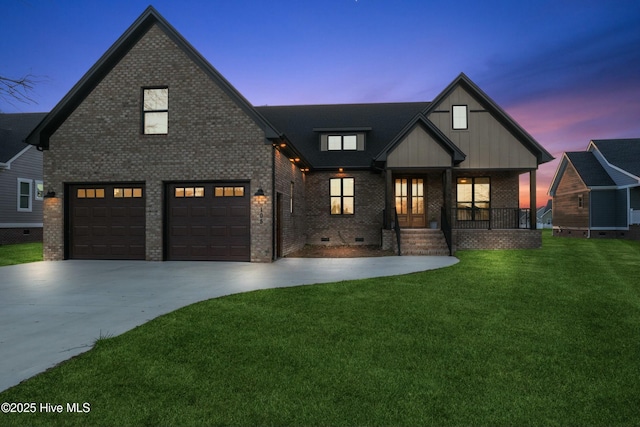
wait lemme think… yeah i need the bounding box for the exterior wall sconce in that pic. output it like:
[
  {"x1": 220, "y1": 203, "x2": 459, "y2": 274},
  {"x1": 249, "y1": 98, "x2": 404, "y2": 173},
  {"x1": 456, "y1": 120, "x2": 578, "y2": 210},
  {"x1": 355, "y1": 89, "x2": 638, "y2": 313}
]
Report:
[
  {"x1": 254, "y1": 188, "x2": 265, "y2": 197},
  {"x1": 44, "y1": 190, "x2": 57, "y2": 198}
]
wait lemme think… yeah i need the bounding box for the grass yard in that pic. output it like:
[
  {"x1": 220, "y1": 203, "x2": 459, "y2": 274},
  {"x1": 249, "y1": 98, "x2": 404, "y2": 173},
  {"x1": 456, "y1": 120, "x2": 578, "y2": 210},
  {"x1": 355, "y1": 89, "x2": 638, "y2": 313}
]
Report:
[
  {"x1": 0, "y1": 243, "x2": 42, "y2": 266},
  {"x1": 1, "y1": 232, "x2": 639, "y2": 426}
]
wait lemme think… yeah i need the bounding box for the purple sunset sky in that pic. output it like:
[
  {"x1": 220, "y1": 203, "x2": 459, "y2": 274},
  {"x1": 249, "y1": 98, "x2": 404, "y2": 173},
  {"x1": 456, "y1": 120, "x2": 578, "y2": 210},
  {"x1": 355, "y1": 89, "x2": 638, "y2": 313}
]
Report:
[{"x1": 2, "y1": 0, "x2": 639, "y2": 205}]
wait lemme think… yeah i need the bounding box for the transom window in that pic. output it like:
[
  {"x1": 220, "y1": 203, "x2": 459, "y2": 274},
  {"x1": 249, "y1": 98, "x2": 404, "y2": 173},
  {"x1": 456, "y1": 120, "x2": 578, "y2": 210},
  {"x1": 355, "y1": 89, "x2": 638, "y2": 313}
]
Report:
[
  {"x1": 328, "y1": 135, "x2": 357, "y2": 151},
  {"x1": 175, "y1": 187, "x2": 205, "y2": 198},
  {"x1": 76, "y1": 188, "x2": 106, "y2": 199},
  {"x1": 456, "y1": 177, "x2": 490, "y2": 220},
  {"x1": 452, "y1": 105, "x2": 468, "y2": 130},
  {"x1": 114, "y1": 188, "x2": 143, "y2": 198},
  {"x1": 143, "y1": 87, "x2": 168, "y2": 134},
  {"x1": 214, "y1": 186, "x2": 245, "y2": 197},
  {"x1": 330, "y1": 177, "x2": 354, "y2": 215}
]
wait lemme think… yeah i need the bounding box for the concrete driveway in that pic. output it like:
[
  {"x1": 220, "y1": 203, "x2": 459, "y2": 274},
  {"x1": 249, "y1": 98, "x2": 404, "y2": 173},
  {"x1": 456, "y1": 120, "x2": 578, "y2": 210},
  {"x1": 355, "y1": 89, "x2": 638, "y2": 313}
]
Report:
[{"x1": 0, "y1": 256, "x2": 458, "y2": 391}]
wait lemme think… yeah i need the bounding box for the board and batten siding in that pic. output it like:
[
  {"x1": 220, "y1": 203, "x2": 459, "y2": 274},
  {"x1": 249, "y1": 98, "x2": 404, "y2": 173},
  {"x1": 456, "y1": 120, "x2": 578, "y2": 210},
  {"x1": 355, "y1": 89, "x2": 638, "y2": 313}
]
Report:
[
  {"x1": 0, "y1": 145, "x2": 43, "y2": 225},
  {"x1": 387, "y1": 124, "x2": 452, "y2": 168},
  {"x1": 428, "y1": 85, "x2": 537, "y2": 170}
]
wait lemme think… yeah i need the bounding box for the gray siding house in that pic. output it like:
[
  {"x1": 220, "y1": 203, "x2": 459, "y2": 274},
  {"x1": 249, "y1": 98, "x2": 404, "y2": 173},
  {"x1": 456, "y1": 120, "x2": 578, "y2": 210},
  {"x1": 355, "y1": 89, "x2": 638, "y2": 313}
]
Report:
[
  {"x1": 0, "y1": 113, "x2": 46, "y2": 244},
  {"x1": 549, "y1": 139, "x2": 640, "y2": 239},
  {"x1": 26, "y1": 7, "x2": 553, "y2": 261}
]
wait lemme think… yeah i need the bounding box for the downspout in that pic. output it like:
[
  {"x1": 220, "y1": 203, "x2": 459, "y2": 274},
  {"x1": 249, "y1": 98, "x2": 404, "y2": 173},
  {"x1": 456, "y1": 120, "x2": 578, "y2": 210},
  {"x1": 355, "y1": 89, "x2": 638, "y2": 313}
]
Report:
[{"x1": 271, "y1": 143, "x2": 277, "y2": 261}]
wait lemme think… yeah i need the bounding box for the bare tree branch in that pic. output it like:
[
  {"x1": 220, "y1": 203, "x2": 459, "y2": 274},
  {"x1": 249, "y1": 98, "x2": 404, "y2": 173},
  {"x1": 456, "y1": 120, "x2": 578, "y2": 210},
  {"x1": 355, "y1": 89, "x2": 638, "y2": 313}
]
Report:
[{"x1": 0, "y1": 73, "x2": 41, "y2": 107}]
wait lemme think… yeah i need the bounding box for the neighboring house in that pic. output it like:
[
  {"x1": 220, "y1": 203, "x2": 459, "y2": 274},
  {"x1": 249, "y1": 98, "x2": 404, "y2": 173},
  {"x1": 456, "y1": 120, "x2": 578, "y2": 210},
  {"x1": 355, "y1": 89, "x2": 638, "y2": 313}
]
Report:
[
  {"x1": 549, "y1": 139, "x2": 640, "y2": 239},
  {"x1": 536, "y1": 199, "x2": 552, "y2": 229},
  {"x1": 26, "y1": 7, "x2": 553, "y2": 262},
  {"x1": 0, "y1": 113, "x2": 46, "y2": 245}
]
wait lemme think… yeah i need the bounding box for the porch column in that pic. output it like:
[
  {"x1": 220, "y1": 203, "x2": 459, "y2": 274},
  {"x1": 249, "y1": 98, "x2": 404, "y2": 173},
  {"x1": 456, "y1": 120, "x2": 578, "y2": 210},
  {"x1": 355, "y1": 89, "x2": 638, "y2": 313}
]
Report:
[
  {"x1": 385, "y1": 170, "x2": 394, "y2": 228},
  {"x1": 443, "y1": 168, "x2": 452, "y2": 222},
  {"x1": 530, "y1": 169, "x2": 537, "y2": 230}
]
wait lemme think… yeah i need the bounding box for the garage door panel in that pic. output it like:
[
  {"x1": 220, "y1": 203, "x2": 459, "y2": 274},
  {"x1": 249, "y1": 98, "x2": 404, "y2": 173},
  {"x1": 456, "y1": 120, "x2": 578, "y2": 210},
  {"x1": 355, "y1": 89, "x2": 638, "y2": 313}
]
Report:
[
  {"x1": 70, "y1": 184, "x2": 145, "y2": 260},
  {"x1": 191, "y1": 207, "x2": 207, "y2": 217},
  {"x1": 210, "y1": 207, "x2": 226, "y2": 217},
  {"x1": 130, "y1": 207, "x2": 145, "y2": 217},
  {"x1": 91, "y1": 207, "x2": 108, "y2": 217},
  {"x1": 171, "y1": 226, "x2": 188, "y2": 236},
  {"x1": 167, "y1": 182, "x2": 250, "y2": 261}
]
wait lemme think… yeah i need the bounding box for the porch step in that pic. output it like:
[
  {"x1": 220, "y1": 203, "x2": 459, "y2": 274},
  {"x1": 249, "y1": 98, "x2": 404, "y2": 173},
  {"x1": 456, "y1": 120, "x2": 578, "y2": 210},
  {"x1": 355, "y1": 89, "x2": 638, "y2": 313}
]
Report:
[{"x1": 400, "y1": 229, "x2": 450, "y2": 256}]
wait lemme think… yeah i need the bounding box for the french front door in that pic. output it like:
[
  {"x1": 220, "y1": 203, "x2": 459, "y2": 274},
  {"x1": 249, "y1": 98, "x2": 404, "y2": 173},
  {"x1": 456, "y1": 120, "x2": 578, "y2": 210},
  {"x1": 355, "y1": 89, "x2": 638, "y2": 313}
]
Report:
[{"x1": 395, "y1": 177, "x2": 426, "y2": 228}]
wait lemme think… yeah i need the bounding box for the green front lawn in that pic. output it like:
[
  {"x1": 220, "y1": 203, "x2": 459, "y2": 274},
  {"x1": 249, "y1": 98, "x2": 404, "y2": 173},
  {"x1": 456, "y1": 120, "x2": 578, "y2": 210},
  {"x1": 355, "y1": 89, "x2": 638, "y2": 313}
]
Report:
[
  {"x1": 0, "y1": 243, "x2": 42, "y2": 266},
  {"x1": 1, "y1": 233, "x2": 639, "y2": 426}
]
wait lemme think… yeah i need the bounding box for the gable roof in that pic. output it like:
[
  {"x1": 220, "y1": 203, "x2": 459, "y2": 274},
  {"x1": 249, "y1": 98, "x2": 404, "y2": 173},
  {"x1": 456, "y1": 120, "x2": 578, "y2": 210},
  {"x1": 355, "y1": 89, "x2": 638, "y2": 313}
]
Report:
[
  {"x1": 374, "y1": 112, "x2": 466, "y2": 164},
  {"x1": 549, "y1": 151, "x2": 615, "y2": 196},
  {"x1": 257, "y1": 102, "x2": 429, "y2": 169},
  {"x1": 566, "y1": 151, "x2": 616, "y2": 187},
  {"x1": 590, "y1": 138, "x2": 640, "y2": 179},
  {"x1": 426, "y1": 73, "x2": 554, "y2": 165},
  {"x1": 0, "y1": 113, "x2": 47, "y2": 164},
  {"x1": 26, "y1": 6, "x2": 280, "y2": 149}
]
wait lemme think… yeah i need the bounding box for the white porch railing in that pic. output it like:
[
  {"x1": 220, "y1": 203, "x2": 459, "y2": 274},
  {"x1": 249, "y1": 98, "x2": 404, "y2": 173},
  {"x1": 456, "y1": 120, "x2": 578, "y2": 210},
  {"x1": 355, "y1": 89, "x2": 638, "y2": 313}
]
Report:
[{"x1": 631, "y1": 209, "x2": 640, "y2": 225}]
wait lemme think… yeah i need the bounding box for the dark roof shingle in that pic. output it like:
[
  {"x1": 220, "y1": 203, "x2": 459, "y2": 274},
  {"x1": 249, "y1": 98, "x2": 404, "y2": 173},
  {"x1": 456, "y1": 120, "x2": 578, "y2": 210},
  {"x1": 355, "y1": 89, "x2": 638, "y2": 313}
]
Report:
[
  {"x1": 256, "y1": 102, "x2": 429, "y2": 168},
  {"x1": 592, "y1": 138, "x2": 640, "y2": 178},
  {"x1": 566, "y1": 151, "x2": 616, "y2": 187},
  {"x1": 0, "y1": 113, "x2": 47, "y2": 163}
]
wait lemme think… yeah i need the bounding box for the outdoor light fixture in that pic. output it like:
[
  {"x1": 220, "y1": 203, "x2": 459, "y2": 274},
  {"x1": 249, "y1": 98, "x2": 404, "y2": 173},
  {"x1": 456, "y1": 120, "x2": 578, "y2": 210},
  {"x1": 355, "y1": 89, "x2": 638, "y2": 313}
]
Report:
[
  {"x1": 44, "y1": 190, "x2": 57, "y2": 198},
  {"x1": 254, "y1": 188, "x2": 265, "y2": 197}
]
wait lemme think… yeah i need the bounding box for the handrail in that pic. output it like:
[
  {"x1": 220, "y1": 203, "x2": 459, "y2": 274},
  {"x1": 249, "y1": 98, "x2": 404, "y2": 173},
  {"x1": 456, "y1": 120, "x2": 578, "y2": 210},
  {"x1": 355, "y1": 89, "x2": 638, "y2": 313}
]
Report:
[
  {"x1": 441, "y1": 206, "x2": 452, "y2": 256},
  {"x1": 451, "y1": 208, "x2": 532, "y2": 229},
  {"x1": 394, "y1": 207, "x2": 401, "y2": 256}
]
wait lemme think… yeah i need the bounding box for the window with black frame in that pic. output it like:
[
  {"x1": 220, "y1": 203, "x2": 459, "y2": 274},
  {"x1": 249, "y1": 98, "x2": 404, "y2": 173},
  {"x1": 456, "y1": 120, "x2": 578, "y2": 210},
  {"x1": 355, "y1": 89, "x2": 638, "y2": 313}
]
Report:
[{"x1": 456, "y1": 177, "x2": 490, "y2": 220}]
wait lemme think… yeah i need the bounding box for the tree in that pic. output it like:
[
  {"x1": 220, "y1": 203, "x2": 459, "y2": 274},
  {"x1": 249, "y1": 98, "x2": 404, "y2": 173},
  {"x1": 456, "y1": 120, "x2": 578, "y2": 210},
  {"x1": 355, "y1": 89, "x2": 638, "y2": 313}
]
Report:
[{"x1": 0, "y1": 74, "x2": 39, "y2": 107}]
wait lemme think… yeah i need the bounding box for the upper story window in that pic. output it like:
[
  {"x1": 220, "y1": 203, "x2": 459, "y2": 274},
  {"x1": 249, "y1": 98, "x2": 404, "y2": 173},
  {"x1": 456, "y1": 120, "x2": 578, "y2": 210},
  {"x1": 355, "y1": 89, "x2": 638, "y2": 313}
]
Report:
[
  {"x1": 143, "y1": 87, "x2": 168, "y2": 134},
  {"x1": 452, "y1": 105, "x2": 468, "y2": 130},
  {"x1": 330, "y1": 177, "x2": 354, "y2": 215},
  {"x1": 328, "y1": 135, "x2": 357, "y2": 151}
]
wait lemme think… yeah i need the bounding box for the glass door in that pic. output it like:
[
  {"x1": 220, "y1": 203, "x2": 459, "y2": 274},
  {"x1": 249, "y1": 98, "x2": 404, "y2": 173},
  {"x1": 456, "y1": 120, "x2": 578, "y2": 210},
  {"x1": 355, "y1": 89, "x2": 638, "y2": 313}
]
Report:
[{"x1": 395, "y1": 177, "x2": 426, "y2": 228}]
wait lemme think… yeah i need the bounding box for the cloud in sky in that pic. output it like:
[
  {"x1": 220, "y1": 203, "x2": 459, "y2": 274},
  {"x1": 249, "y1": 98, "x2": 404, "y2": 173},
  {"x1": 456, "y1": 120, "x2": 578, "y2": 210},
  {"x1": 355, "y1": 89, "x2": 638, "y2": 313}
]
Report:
[{"x1": 1, "y1": 0, "x2": 639, "y2": 207}]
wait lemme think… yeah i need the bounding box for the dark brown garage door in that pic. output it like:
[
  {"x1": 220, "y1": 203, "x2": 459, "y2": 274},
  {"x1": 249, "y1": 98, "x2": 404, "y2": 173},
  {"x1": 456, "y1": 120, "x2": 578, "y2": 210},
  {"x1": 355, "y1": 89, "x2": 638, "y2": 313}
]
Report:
[
  {"x1": 69, "y1": 184, "x2": 145, "y2": 260},
  {"x1": 167, "y1": 182, "x2": 251, "y2": 261}
]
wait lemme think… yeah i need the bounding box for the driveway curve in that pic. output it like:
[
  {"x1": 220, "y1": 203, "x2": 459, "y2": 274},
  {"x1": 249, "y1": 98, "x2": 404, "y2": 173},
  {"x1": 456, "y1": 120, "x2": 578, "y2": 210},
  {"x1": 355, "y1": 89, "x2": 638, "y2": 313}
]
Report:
[{"x1": 0, "y1": 256, "x2": 458, "y2": 391}]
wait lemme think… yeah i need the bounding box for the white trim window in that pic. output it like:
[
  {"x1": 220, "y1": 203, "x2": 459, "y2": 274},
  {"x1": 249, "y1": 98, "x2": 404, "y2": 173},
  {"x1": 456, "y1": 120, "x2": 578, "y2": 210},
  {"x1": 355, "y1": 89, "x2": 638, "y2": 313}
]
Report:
[
  {"x1": 17, "y1": 178, "x2": 33, "y2": 212},
  {"x1": 452, "y1": 105, "x2": 468, "y2": 130},
  {"x1": 143, "y1": 87, "x2": 169, "y2": 134},
  {"x1": 328, "y1": 135, "x2": 357, "y2": 151}
]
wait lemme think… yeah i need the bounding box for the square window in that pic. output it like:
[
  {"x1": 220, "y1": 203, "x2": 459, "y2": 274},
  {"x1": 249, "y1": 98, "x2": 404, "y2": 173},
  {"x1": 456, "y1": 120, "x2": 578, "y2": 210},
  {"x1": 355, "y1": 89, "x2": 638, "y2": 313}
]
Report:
[
  {"x1": 214, "y1": 187, "x2": 224, "y2": 197},
  {"x1": 452, "y1": 105, "x2": 468, "y2": 130},
  {"x1": 343, "y1": 135, "x2": 357, "y2": 150},
  {"x1": 234, "y1": 187, "x2": 244, "y2": 197},
  {"x1": 175, "y1": 188, "x2": 185, "y2": 198},
  {"x1": 133, "y1": 188, "x2": 143, "y2": 198},
  {"x1": 328, "y1": 135, "x2": 342, "y2": 150}
]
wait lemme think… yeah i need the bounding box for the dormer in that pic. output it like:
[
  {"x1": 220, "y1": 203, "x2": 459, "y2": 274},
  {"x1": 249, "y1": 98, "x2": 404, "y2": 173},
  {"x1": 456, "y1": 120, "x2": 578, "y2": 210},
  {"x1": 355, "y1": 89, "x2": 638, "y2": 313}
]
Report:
[{"x1": 314, "y1": 127, "x2": 371, "y2": 152}]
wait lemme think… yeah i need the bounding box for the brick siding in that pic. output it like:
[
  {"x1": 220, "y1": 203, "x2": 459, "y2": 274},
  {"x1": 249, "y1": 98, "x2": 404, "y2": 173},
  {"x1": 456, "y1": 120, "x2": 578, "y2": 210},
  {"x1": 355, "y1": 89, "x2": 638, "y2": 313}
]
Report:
[
  {"x1": 273, "y1": 148, "x2": 307, "y2": 256},
  {"x1": 305, "y1": 170, "x2": 385, "y2": 246},
  {"x1": 454, "y1": 229, "x2": 542, "y2": 250},
  {"x1": 43, "y1": 24, "x2": 272, "y2": 261},
  {"x1": 0, "y1": 227, "x2": 43, "y2": 245}
]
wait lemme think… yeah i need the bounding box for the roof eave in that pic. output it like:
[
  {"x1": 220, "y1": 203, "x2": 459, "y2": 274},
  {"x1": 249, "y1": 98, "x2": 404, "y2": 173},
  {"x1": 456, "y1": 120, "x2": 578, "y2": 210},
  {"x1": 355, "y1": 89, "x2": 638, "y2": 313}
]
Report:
[
  {"x1": 426, "y1": 73, "x2": 554, "y2": 165},
  {"x1": 26, "y1": 6, "x2": 280, "y2": 148}
]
